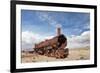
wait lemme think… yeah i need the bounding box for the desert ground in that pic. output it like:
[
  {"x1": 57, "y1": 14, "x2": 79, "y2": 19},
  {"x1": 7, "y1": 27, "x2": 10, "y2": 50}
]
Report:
[{"x1": 21, "y1": 48, "x2": 90, "y2": 63}]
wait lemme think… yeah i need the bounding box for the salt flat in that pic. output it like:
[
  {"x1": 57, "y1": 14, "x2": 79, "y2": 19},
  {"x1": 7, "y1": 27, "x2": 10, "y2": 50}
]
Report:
[{"x1": 21, "y1": 48, "x2": 90, "y2": 63}]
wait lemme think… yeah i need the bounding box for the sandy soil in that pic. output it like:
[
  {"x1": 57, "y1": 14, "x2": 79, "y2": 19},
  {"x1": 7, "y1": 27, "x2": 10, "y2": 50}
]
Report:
[{"x1": 21, "y1": 48, "x2": 90, "y2": 63}]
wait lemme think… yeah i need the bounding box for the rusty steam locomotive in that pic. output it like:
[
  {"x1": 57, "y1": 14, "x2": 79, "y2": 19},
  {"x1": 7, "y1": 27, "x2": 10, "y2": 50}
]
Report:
[{"x1": 33, "y1": 27, "x2": 69, "y2": 59}]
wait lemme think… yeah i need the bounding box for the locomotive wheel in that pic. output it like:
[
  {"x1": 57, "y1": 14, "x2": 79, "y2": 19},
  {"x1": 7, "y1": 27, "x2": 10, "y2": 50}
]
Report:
[
  {"x1": 64, "y1": 48, "x2": 69, "y2": 57},
  {"x1": 54, "y1": 49, "x2": 66, "y2": 59},
  {"x1": 55, "y1": 50, "x2": 60, "y2": 59}
]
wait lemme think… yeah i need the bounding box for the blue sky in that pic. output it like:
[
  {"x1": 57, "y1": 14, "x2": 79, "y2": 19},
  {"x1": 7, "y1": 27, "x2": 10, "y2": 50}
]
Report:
[
  {"x1": 21, "y1": 9, "x2": 90, "y2": 50},
  {"x1": 21, "y1": 10, "x2": 90, "y2": 37}
]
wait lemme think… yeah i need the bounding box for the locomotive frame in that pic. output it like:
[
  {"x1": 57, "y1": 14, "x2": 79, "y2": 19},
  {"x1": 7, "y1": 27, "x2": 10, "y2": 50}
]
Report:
[{"x1": 11, "y1": 0, "x2": 97, "y2": 73}]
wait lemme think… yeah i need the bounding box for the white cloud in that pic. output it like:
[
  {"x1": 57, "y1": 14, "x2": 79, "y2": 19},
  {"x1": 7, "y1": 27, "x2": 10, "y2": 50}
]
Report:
[
  {"x1": 67, "y1": 31, "x2": 90, "y2": 49},
  {"x1": 22, "y1": 31, "x2": 54, "y2": 50},
  {"x1": 22, "y1": 31, "x2": 42, "y2": 50},
  {"x1": 22, "y1": 31, "x2": 41, "y2": 44},
  {"x1": 22, "y1": 31, "x2": 90, "y2": 50}
]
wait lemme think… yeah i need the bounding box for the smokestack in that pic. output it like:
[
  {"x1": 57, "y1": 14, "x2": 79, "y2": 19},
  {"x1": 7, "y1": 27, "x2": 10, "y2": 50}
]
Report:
[{"x1": 56, "y1": 27, "x2": 61, "y2": 36}]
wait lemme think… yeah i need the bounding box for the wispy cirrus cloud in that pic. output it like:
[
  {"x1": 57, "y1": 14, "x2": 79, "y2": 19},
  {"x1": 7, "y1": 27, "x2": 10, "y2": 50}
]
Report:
[
  {"x1": 21, "y1": 10, "x2": 90, "y2": 50},
  {"x1": 36, "y1": 12, "x2": 62, "y2": 28},
  {"x1": 21, "y1": 10, "x2": 90, "y2": 36}
]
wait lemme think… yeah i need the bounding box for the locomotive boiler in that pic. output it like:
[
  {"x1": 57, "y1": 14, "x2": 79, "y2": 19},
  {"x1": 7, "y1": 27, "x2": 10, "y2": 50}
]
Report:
[{"x1": 34, "y1": 27, "x2": 69, "y2": 59}]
